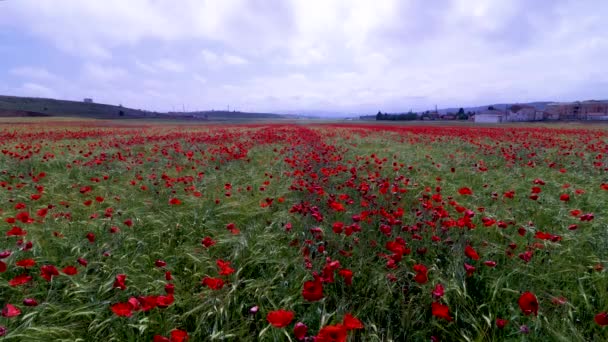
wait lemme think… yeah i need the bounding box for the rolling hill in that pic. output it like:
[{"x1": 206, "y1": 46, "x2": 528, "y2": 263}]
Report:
[{"x1": 0, "y1": 95, "x2": 287, "y2": 120}]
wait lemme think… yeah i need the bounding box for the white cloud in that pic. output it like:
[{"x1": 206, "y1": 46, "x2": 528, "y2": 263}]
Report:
[
  {"x1": 155, "y1": 59, "x2": 185, "y2": 73},
  {"x1": 10, "y1": 66, "x2": 57, "y2": 80},
  {"x1": 18, "y1": 82, "x2": 57, "y2": 98},
  {"x1": 200, "y1": 50, "x2": 220, "y2": 65},
  {"x1": 0, "y1": 0, "x2": 292, "y2": 54},
  {"x1": 82, "y1": 63, "x2": 128, "y2": 83},
  {"x1": 193, "y1": 74, "x2": 207, "y2": 84},
  {"x1": 200, "y1": 49, "x2": 248, "y2": 67},
  {"x1": 134, "y1": 60, "x2": 156, "y2": 73},
  {"x1": 223, "y1": 54, "x2": 247, "y2": 65}
]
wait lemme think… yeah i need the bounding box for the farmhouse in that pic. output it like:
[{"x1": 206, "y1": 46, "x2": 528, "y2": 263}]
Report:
[
  {"x1": 505, "y1": 104, "x2": 544, "y2": 122},
  {"x1": 474, "y1": 108, "x2": 504, "y2": 123}
]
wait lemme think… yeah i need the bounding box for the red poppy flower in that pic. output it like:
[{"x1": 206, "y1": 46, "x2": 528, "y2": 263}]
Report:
[
  {"x1": 302, "y1": 276, "x2": 324, "y2": 302},
  {"x1": 226, "y1": 223, "x2": 240, "y2": 235},
  {"x1": 113, "y1": 274, "x2": 127, "y2": 290},
  {"x1": 36, "y1": 208, "x2": 48, "y2": 217},
  {"x1": 127, "y1": 297, "x2": 140, "y2": 311},
  {"x1": 338, "y1": 269, "x2": 353, "y2": 286},
  {"x1": 294, "y1": 322, "x2": 308, "y2": 340},
  {"x1": 483, "y1": 260, "x2": 497, "y2": 268},
  {"x1": 342, "y1": 313, "x2": 364, "y2": 330},
  {"x1": 110, "y1": 302, "x2": 133, "y2": 317},
  {"x1": 86, "y1": 232, "x2": 95, "y2": 243},
  {"x1": 23, "y1": 298, "x2": 38, "y2": 307},
  {"x1": 202, "y1": 276, "x2": 225, "y2": 290},
  {"x1": 170, "y1": 329, "x2": 189, "y2": 342},
  {"x1": 137, "y1": 296, "x2": 158, "y2": 311},
  {"x1": 6, "y1": 226, "x2": 27, "y2": 236},
  {"x1": 315, "y1": 324, "x2": 347, "y2": 342},
  {"x1": 465, "y1": 245, "x2": 480, "y2": 260},
  {"x1": 15, "y1": 212, "x2": 33, "y2": 224},
  {"x1": 413, "y1": 264, "x2": 429, "y2": 284},
  {"x1": 570, "y1": 209, "x2": 582, "y2": 217},
  {"x1": 267, "y1": 309, "x2": 294, "y2": 328},
  {"x1": 432, "y1": 283, "x2": 445, "y2": 299},
  {"x1": 40, "y1": 265, "x2": 59, "y2": 282},
  {"x1": 464, "y1": 263, "x2": 476, "y2": 276},
  {"x1": 9, "y1": 274, "x2": 33, "y2": 287},
  {"x1": 156, "y1": 294, "x2": 174, "y2": 308},
  {"x1": 495, "y1": 318, "x2": 508, "y2": 329},
  {"x1": 62, "y1": 266, "x2": 78, "y2": 275},
  {"x1": 519, "y1": 250, "x2": 533, "y2": 263},
  {"x1": 458, "y1": 187, "x2": 473, "y2": 195},
  {"x1": 431, "y1": 302, "x2": 453, "y2": 321},
  {"x1": 201, "y1": 236, "x2": 216, "y2": 248},
  {"x1": 1, "y1": 304, "x2": 20, "y2": 318},
  {"x1": 0, "y1": 261, "x2": 5, "y2": 273},
  {"x1": 518, "y1": 292, "x2": 539, "y2": 316},
  {"x1": 216, "y1": 259, "x2": 235, "y2": 276},
  {"x1": 169, "y1": 198, "x2": 181, "y2": 205},
  {"x1": 155, "y1": 259, "x2": 167, "y2": 267},
  {"x1": 595, "y1": 312, "x2": 608, "y2": 326}
]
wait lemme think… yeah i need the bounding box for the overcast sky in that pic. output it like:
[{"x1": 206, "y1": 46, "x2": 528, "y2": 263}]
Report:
[{"x1": 1, "y1": 0, "x2": 607, "y2": 114}]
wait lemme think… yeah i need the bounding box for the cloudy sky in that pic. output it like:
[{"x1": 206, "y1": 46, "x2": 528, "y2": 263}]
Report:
[{"x1": 1, "y1": 0, "x2": 607, "y2": 114}]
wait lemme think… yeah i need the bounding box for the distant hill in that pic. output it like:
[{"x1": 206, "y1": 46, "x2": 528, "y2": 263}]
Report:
[
  {"x1": 0, "y1": 95, "x2": 287, "y2": 120},
  {"x1": 0, "y1": 95, "x2": 162, "y2": 119}
]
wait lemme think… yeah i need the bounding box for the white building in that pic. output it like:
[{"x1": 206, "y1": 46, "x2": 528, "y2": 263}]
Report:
[
  {"x1": 474, "y1": 109, "x2": 504, "y2": 123},
  {"x1": 505, "y1": 105, "x2": 542, "y2": 122}
]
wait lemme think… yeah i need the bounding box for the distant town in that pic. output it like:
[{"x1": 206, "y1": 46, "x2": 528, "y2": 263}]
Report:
[{"x1": 362, "y1": 100, "x2": 608, "y2": 123}]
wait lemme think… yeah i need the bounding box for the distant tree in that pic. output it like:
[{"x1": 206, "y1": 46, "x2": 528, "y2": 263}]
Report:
[
  {"x1": 403, "y1": 113, "x2": 417, "y2": 120},
  {"x1": 376, "y1": 111, "x2": 383, "y2": 120},
  {"x1": 488, "y1": 105, "x2": 495, "y2": 110},
  {"x1": 456, "y1": 107, "x2": 468, "y2": 120}
]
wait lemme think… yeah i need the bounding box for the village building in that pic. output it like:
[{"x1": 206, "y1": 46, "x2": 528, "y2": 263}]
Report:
[
  {"x1": 546, "y1": 100, "x2": 608, "y2": 120},
  {"x1": 505, "y1": 104, "x2": 544, "y2": 122},
  {"x1": 474, "y1": 108, "x2": 504, "y2": 123}
]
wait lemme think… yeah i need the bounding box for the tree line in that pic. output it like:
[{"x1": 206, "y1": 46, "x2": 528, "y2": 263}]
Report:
[{"x1": 376, "y1": 108, "x2": 472, "y2": 121}]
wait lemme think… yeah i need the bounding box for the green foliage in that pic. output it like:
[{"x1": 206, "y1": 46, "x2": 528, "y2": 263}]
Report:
[{"x1": 376, "y1": 112, "x2": 418, "y2": 121}]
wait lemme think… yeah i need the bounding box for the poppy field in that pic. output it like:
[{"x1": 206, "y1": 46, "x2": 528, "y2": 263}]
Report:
[{"x1": 2, "y1": 120, "x2": 608, "y2": 341}]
